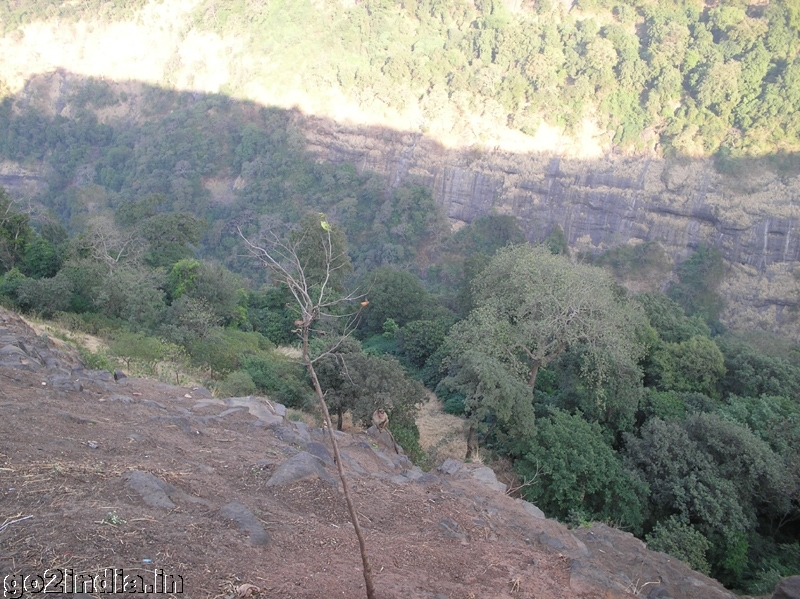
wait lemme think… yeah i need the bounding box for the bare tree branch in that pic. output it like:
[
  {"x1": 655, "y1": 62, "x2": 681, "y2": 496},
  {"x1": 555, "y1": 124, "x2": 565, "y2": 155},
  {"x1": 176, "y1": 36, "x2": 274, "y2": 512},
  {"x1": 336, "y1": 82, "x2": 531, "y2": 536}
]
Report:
[{"x1": 239, "y1": 222, "x2": 376, "y2": 599}]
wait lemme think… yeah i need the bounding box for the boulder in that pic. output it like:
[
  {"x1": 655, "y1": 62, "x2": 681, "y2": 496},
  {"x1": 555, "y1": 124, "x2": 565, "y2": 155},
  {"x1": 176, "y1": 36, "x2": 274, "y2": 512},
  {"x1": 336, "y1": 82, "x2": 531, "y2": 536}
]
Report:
[
  {"x1": 265, "y1": 451, "x2": 336, "y2": 488},
  {"x1": 220, "y1": 501, "x2": 270, "y2": 546},
  {"x1": 773, "y1": 577, "x2": 800, "y2": 599}
]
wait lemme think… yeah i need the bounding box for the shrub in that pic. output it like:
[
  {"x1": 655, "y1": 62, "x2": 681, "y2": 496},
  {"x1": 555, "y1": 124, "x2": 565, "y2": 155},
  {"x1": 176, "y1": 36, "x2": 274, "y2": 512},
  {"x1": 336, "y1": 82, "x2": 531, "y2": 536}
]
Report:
[
  {"x1": 216, "y1": 370, "x2": 257, "y2": 398},
  {"x1": 646, "y1": 516, "x2": 711, "y2": 574}
]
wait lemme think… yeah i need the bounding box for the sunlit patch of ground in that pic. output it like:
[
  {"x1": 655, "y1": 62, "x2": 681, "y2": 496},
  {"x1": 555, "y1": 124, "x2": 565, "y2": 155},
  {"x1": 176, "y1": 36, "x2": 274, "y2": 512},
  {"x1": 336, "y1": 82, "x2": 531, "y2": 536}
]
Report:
[{"x1": 416, "y1": 392, "x2": 467, "y2": 463}]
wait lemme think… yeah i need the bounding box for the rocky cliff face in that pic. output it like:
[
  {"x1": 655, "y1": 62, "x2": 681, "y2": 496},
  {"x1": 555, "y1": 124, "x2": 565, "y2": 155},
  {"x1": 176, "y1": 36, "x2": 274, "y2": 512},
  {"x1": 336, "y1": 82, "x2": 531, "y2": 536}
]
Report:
[{"x1": 303, "y1": 117, "x2": 800, "y2": 338}]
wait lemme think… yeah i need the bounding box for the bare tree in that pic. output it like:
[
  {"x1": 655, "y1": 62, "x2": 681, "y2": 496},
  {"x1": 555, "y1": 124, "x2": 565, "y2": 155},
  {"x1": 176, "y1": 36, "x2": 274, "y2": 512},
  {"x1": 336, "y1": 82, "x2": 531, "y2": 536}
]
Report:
[
  {"x1": 240, "y1": 219, "x2": 376, "y2": 599},
  {"x1": 79, "y1": 215, "x2": 144, "y2": 274}
]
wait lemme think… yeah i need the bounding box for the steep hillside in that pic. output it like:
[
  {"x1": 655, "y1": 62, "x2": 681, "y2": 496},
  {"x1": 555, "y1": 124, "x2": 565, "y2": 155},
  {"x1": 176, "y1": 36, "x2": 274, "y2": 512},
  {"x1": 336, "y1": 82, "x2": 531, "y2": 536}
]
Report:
[
  {"x1": 0, "y1": 306, "x2": 750, "y2": 598},
  {"x1": 1, "y1": 70, "x2": 799, "y2": 336},
  {"x1": 3, "y1": 0, "x2": 800, "y2": 157}
]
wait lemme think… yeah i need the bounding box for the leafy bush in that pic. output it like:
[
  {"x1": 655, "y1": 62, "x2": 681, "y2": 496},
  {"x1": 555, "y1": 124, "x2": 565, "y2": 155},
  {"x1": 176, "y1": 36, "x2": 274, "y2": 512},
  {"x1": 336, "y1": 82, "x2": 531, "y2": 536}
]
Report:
[
  {"x1": 241, "y1": 354, "x2": 309, "y2": 407},
  {"x1": 517, "y1": 408, "x2": 645, "y2": 532},
  {"x1": 186, "y1": 328, "x2": 273, "y2": 376},
  {"x1": 109, "y1": 332, "x2": 168, "y2": 370},
  {"x1": 216, "y1": 370, "x2": 257, "y2": 398},
  {"x1": 646, "y1": 516, "x2": 711, "y2": 574}
]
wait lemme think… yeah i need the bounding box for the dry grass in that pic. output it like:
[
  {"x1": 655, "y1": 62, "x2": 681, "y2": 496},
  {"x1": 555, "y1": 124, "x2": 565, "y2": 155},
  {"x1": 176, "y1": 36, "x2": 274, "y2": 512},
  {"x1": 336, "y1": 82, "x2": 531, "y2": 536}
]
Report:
[
  {"x1": 417, "y1": 392, "x2": 467, "y2": 463},
  {"x1": 21, "y1": 315, "x2": 106, "y2": 354}
]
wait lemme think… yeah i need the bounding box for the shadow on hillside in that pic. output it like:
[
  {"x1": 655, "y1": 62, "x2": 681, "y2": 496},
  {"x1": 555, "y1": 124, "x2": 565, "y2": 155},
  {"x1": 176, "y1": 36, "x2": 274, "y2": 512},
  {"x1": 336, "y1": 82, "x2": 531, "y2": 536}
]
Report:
[{"x1": 2, "y1": 69, "x2": 800, "y2": 272}]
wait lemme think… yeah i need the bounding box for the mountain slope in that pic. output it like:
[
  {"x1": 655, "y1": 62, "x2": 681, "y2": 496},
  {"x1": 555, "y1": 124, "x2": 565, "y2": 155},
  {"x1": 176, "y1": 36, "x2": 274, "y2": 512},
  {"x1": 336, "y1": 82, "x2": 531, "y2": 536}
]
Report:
[{"x1": 0, "y1": 306, "x2": 744, "y2": 599}]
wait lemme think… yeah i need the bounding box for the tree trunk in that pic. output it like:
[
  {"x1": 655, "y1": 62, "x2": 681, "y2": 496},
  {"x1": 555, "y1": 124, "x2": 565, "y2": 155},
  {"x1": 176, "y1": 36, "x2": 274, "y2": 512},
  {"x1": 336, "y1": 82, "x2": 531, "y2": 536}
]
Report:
[
  {"x1": 465, "y1": 424, "x2": 477, "y2": 461},
  {"x1": 302, "y1": 329, "x2": 376, "y2": 599},
  {"x1": 528, "y1": 360, "x2": 541, "y2": 391},
  {"x1": 337, "y1": 407, "x2": 343, "y2": 431}
]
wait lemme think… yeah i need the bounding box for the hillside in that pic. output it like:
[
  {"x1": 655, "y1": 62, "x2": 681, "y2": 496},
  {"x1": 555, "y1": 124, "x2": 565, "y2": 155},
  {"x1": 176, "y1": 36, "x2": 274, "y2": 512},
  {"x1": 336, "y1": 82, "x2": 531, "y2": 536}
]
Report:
[
  {"x1": 3, "y1": 0, "x2": 800, "y2": 157},
  {"x1": 0, "y1": 69, "x2": 799, "y2": 336},
  {"x1": 0, "y1": 0, "x2": 799, "y2": 334},
  {"x1": 0, "y1": 306, "x2": 751, "y2": 598},
  {"x1": 0, "y1": 3, "x2": 799, "y2": 592}
]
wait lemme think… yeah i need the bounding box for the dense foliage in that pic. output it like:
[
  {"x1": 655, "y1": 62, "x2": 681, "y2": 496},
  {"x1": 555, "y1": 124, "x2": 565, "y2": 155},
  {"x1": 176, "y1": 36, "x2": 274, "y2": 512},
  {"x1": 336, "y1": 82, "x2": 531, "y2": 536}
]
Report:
[
  {"x1": 181, "y1": 0, "x2": 800, "y2": 156},
  {"x1": 0, "y1": 4, "x2": 799, "y2": 585}
]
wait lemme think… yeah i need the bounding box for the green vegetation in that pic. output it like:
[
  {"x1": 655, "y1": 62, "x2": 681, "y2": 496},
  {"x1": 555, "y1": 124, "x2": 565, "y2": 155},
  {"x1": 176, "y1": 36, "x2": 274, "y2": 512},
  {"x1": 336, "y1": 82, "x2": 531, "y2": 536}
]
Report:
[
  {"x1": 0, "y1": 4, "x2": 799, "y2": 583},
  {"x1": 2, "y1": 176, "x2": 799, "y2": 591},
  {"x1": 182, "y1": 0, "x2": 800, "y2": 156}
]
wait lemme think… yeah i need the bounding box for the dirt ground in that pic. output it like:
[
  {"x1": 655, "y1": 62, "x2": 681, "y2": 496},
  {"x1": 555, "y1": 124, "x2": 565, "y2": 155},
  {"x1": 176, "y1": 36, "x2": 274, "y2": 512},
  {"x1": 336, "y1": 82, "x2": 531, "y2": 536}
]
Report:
[
  {"x1": 0, "y1": 313, "x2": 580, "y2": 599},
  {"x1": 0, "y1": 309, "x2": 747, "y2": 599}
]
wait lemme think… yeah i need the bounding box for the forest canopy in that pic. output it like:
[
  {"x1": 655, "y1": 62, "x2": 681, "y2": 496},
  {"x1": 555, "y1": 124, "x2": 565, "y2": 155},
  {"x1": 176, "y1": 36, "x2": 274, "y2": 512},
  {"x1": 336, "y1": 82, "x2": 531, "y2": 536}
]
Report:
[{"x1": 2, "y1": 0, "x2": 800, "y2": 156}]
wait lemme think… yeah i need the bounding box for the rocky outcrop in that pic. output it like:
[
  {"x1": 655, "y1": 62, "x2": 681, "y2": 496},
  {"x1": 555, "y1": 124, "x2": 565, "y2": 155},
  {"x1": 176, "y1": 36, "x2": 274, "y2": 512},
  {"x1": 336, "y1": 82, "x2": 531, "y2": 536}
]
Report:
[
  {"x1": 304, "y1": 117, "x2": 800, "y2": 271},
  {"x1": 303, "y1": 117, "x2": 800, "y2": 337}
]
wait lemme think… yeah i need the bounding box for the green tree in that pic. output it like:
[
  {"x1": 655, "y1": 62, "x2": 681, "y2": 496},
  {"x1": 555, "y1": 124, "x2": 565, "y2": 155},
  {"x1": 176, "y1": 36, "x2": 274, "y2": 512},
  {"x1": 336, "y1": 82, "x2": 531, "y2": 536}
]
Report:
[
  {"x1": 717, "y1": 336, "x2": 800, "y2": 399},
  {"x1": 292, "y1": 211, "x2": 353, "y2": 294},
  {"x1": 93, "y1": 266, "x2": 166, "y2": 329},
  {"x1": 139, "y1": 212, "x2": 206, "y2": 268},
  {"x1": 545, "y1": 224, "x2": 569, "y2": 255},
  {"x1": 360, "y1": 267, "x2": 428, "y2": 335},
  {"x1": 14, "y1": 272, "x2": 73, "y2": 317},
  {"x1": 625, "y1": 413, "x2": 793, "y2": 581},
  {"x1": 448, "y1": 213, "x2": 526, "y2": 257},
  {"x1": 167, "y1": 260, "x2": 246, "y2": 326},
  {"x1": 439, "y1": 349, "x2": 537, "y2": 448},
  {"x1": 109, "y1": 332, "x2": 168, "y2": 371},
  {"x1": 314, "y1": 337, "x2": 427, "y2": 430},
  {"x1": 246, "y1": 285, "x2": 297, "y2": 345},
  {"x1": 646, "y1": 516, "x2": 712, "y2": 575},
  {"x1": 0, "y1": 188, "x2": 32, "y2": 273},
  {"x1": 516, "y1": 407, "x2": 645, "y2": 531},
  {"x1": 650, "y1": 335, "x2": 726, "y2": 398},
  {"x1": 399, "y1": 319, "x2": 447, "y2": 368},
  {"x1": 22, "y1": 237, "x2": 62, "y2": 279},
  {"x1": 636, "y1": 292, "x2": 710, "y2": 343},
  {"x1": 668, "y1": 245, "x2": 725, "y2": 325},
  {"x1": 446, "y1": 244, "x2": 646, "y2": 394}
]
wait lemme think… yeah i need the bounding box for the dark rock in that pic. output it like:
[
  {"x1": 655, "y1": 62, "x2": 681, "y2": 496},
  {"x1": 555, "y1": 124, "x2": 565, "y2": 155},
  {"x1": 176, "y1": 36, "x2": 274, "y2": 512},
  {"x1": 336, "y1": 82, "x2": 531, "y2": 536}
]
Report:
[
  {"x1": 122, "y1": 470, "x2": 213, "y2": 510},
  {"x1": 367, "y1": 424, "x2": 402, "y2": 454},
  {"x1": 438, "y1": 517, "x2": 467, "y2": 541},
  {"x1": 273, "y1": 424, "x2": 308, "y2": 446},
  {"x1": 649, "y1": 585, "x2": 672, "y2": 599},
  {"x1": 123, "y1": 471, "x2": 179, "y2": 509},
  {"x1": 149, "y1": 415, "x2": 198, "y2": 435},
  {"x1": 540, "y1": 532, "x2": 565, "y2": 550},
  {"x1": 305, "y1": 441, "x2": 334, "y2": 465},
  {"x1": 60, "y1": 412, "x2": 95, "y2": 425},
  {"x1": 265, "y1": 451, "x2": 336, "y2": 488},
  {"x1": 88, "y1": 370, "x2": 114, "y2": 382},
  {"x1": 113, "y1": 370, "x2": 127, "y2": 381},
  {"x1": 468, "y1": 465, "x2": 506, "y2": 492},
  {"x1": 569, "y1": 558, "x2": 628, "y2": 598},
  {"x1": 414, "y1": 473, "x2": 440, "y2": 485},
  {"x1": 437, "y1": 458, "x2": 464, "y2": 476},
  {"x1": 517, "y1": 499, "x2": 545, "y2": 519},
  {"x1": 220, "y1": 500, "x2": 270, "y2": 546},
  {"x1": 110, "y1": 394, "x2": 135, "y2": 404},
  {"x1": 49, "y1": 375, "x2": 83, "y2": 392},
  {"x1": 773, "y1": 577, "x2": 800, "y2": 599},
  {"x1": 141, "y1": 400, "x2": 166, "y2": 410},
  {"x1": 338, "y1": 450, "x2": 368, "y2": 475}
]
